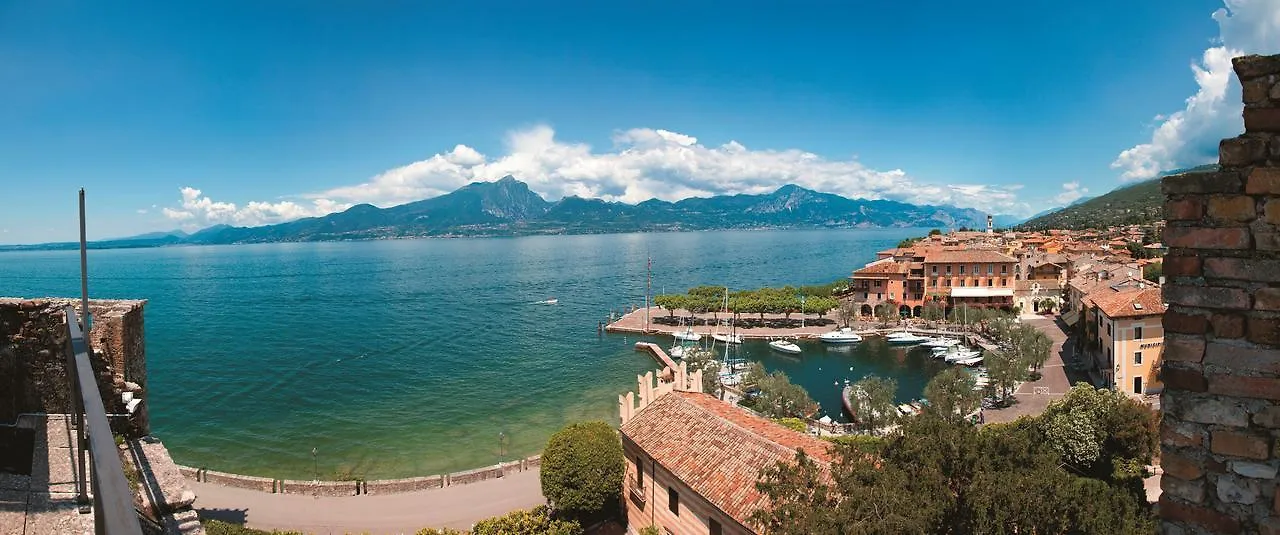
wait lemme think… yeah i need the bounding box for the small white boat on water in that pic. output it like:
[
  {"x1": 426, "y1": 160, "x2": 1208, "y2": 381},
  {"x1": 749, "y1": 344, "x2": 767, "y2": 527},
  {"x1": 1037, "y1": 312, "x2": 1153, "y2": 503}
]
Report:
[
  {"x1": 885, "y1": 331, "x2": 930, "y2": 345},
  {"x1": 921, "y1": 337, "x2": 960, "y2": 349},
  {"x1": 956, "y1": 355, "x2": 985, "y2": 366},
  {"x1": 711, "y1": 333, "x2": 744, "y2": 345},
  {"x1": 673, "y1": 328, "x2": 702, "y2": 342},
  {"x1": 943, "y1": 348, "x2": 982, "y2": 363},
  {"x1": 819, "y1": 328, "x2": 863, "y2": 344},
  {"x1": 669, "y1": 344, "x2": 689, "y2": 359},
  {"x1": 768, "y1": 339, "x2": 803, "y2": 354},
  {"x1": 536, "y1": 298, "x2": 558, "y2": 305}
]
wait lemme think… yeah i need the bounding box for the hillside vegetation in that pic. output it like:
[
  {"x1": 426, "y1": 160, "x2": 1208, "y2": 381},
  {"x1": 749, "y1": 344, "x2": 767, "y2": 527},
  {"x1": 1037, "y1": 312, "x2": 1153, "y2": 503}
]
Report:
[{"x1": 1017, "y1": 164, "x2": 1217, "y2": 231}]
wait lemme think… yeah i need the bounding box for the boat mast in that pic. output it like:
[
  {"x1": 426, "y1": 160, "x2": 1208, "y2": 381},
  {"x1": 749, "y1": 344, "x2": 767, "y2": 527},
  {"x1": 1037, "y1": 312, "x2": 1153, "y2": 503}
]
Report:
[{"x1": 645, "y1": 256, "x2": 651, "y2": 333}]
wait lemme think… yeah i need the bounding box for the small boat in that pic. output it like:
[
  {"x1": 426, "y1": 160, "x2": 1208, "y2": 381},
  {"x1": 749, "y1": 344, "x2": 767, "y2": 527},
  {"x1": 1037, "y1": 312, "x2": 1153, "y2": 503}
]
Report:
[
  {"x1": 711, "y1": 333, "x2": 744, "y2": 344},
  {"x1": 956, "y1": 355, "x2": 985, "y2": 366},
  {"x1": 537, "y1": 298, "x2": 558, "y2": 305},
  {"x1": 768, "y1": 339, "x2": 802, "y2": 354},
  {"x1": 819, "y1": 328, "x2": 863, "y2": 344},
  {"x1": 673, "y1": 327, "x2": 702, "y2": 342},
  {"x1": 921, "y1": 337, "x2": 960, "y2": 348},
  {"x1": 943, "y1": 348, "x2": 981, "y2": 363},
  {"x1": 884, "y1": 332, "x2": 929, "y2": 345},
  {"x1": 669, "y1": 345, "x2": 687, "y2": 359}
]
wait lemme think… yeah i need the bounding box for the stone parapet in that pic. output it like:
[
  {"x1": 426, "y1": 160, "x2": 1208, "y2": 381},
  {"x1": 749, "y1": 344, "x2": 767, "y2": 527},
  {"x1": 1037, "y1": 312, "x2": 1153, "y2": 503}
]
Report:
[{"x1": 1159, "y1": 54, "x2": 1280, "y2": 534}]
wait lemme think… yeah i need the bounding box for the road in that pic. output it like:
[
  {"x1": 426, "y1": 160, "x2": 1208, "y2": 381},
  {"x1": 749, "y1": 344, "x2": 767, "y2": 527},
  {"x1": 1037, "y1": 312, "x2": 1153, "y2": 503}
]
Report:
[{"x1": 191, "y1": 469, "x2": 545, "y2": 534}]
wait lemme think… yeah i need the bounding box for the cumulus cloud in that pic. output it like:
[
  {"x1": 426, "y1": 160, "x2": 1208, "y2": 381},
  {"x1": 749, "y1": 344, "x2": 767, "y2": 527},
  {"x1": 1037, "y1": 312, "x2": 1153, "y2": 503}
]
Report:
[
  {"x1": 1052, "y1": 181, "x2": 1090, "y2": 206},
  {"x1": 1112, "y1": 0, "x2": 1280, "y2": 180},
  {"x1": 300, "y1": 125, "x2": 1031, "y2": 216},
  {"x1": 161, "y1": 187, "x2": 351, "y2": 230}
]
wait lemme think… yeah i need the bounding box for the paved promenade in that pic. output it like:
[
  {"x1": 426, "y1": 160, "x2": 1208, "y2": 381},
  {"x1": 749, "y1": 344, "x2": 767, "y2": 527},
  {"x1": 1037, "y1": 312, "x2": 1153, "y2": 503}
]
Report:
[
  {"x1": 192, "y1": 469, "x2": 544, "y2": 534},
  {"x1": 983, "y1": 316, "x2": 1075, "y2": 424}
]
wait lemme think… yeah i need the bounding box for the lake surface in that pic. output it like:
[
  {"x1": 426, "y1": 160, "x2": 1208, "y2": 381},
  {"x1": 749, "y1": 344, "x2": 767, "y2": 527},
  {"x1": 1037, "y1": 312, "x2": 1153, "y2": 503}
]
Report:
[{"x1": 0, "y1": 229, "x2": 944, "y2": 479}]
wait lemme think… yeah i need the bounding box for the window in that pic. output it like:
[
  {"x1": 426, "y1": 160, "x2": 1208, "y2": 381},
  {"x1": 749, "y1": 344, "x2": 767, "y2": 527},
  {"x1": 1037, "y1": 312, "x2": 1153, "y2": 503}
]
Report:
[
  {"x1": 1133, "y1": 376, "x2": 1143, "y2": 394},
  {"x1": 959, "y1": 280, "x2": 965, "y2": 287},
  {"x1": 987, "y1": 279, "x2": 993, "y2": 287},
  {"x1": 1001, "y1": 265, "x2": 1008, "y2": 274},
  {"x1": 875, "y1": 280, "x2": 882, "y2": 287},
  {"x1": 960, "y1": 265, "x2": 966, "y2": 275},
  {"x1": 1001, "y1": 278, "x2": 1007, "y2": 286},
  {"x1": 635, "y1": 456, "x2": 643, "y2": 489},
  {"x1": 877, "y1": 293, "x2": 883, "y2": 300},
  {"x1": 946, "y1": 265, "x2": 952, "y2": 275},
  {"x1": 987, "y1": 264, "x2": 993, "y2": 275},
  {"x1": 945, "y1": 279, "x2": 951, "y2": 287},
  {"x1": 862, "y1": 293, "x2": 868, "y2": 299},
  {"x1": 668, "y1": 487, "x2": 679, "y2": 515},
  {"x1": 931, "y1": 265, "x2": 938, "y2": 275},
  {"x1": 1107, "y1": 322, "x2": 1112, "y2": 336},
  {"x1": 710, "y1": 519, "x2": 722, "y2": 535},
  {"x1": 1135, "y1": 351, "x2": 1143, "y2": 365},
  {"x1": 932, "y1": 280, "x2": 938, "y2": 287},
  {"x1": 889, "y1": 293, "x2": 895, "y2": 300},
  {"x1": 1135, "y1": 326, "x2": 1143, "y2": 340}
]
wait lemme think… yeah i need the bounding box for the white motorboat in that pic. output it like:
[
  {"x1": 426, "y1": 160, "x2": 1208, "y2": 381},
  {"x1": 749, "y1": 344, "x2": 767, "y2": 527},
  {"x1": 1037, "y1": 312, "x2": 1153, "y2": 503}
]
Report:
[
  {"x1": 943, "y1": 348, "x2": 982, "y2": 363},
  {"x1": 768, "y1": 339, "x2": 803, "y2": 354},
  {"x1": 536, "y1": 298, "x2": 558, "y2": 305},
  {"x1": 956, "y1": 355, "x2": 985, "y2": 366},
  {"x1": 921, "y1": 337, "x2": 960, "y2": 349},
  {"x1": 673, "y1": 327, "x2": 702, "y2": 342},
  {"x1": 819, "y1": 328, "x2": 863, "y2": 344},
  {"x1": 669, "y1": 345, "x2": 687, "y2": 359},
  {"x1": 711, "y1": 333, "x2": 744, "y2": 344},
  {"x1": 884, "y1": 331, "x2": 929, "y2": 345}
]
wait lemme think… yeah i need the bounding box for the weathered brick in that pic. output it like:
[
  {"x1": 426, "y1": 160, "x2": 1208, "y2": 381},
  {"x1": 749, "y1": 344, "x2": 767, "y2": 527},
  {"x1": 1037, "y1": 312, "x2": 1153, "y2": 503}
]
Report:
[
  {"x1": 1205, "y1": 341, "x2": 1280, "y2": 374},
  {"x1": 1254, "y1": 405, "x2": 1280, "y2": 428},
  {"x1": 1162, "y1": 418, "x2": 1205, "y2": 449},
  {"x1": 1258, "y1": 288, "x2": 1280, "y2": 311},
  {"x1": 1164, "y1": 172, "x2": 1243, "y2": 194},
  {"x1": 1243, "y1": 76, "x2": 1276, "y2": 105},
  {"x1": 1205, "y1": 258, "x2": 1280, "y2": 282},
  {"x1": 1248, "y1": 316, "x2": 1280, "y2": 345},
  {"x1": 1164, "y1": 256, "x2": 1203, "y2": 278},
  {"x1": 1211, "y1": 429, "x2": 1272, "y2": 459},
  {"x1": 1209, "y1": 374, "x2": 1280, "y2": 401},
  {"x1": 1179, "y1": 395, "x2": 1250, "y2": 426},
  {"x1": 1162, "y1": 367, "x2": 1208, "y2": 392},
  {"x1": 1164, "y1": 333, "x2": 1207, "y2": 362},
  {"x1": 1248, "y1": 168, "x2": 1280, "y2": 194},
  {"x1": 1164, "y1": 474, "x2": 1207, "y2": 503},
  {"x1": 1165, "y1": 285, "x2": 1251, "y2": 310},
  {"x1": 1222, "y1": 136, "x2": 1270, "y2": 165},
  {"x1": 1266, "y1": 199, "x2": 1280, "y2": 225},
  {"x1": 1159, "y1": 495, "x2": 1242, "y2": 534},
  {"x1": 1211, "y1": 313, "x2": 1245, "y2": 339},
  {"x1": 1164, "y1": 227, "x2": 1251, "y2": 250},
  {"x1": 1235, "y1": 54, "x2": 1280, "y2": 79},
  {"x1": 1161, "y1": 451, "x2": 1205, "y2": 481},
  {"x1": 1165, "y1": 310, "x2": 1209, "y2": 334},
  {"x1": 1245, "y1": 107, "x2": 1280, "y2": 133},
  {"x1": 1259, "y1": 232, "x2": 1280, "y2": 252},
  {"x1": 1208, "y1": 195, "x2": 1258, "y2": 223},
  {"x1": 1167, "y1": 197, "x2": 1205, "y2": 221}
]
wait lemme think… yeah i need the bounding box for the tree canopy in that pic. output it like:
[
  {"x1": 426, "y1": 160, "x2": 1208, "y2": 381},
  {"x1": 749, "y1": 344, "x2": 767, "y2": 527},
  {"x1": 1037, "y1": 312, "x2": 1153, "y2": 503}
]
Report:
[
  {"x1": 540, "y1": 421, "x2": 624, "y2": 522},
  {"x1": 846, "y1": 376, "x2": 898, "y2": 434},
  {"x1": 655, "y1": 283, "x2": 844, "y2": 320},
  {"x1": 741, "y1": 363, "x2": 818, "y2": 419},
  {"x1": 922, "y1": 368, "x2": 980, "y2": 421}
]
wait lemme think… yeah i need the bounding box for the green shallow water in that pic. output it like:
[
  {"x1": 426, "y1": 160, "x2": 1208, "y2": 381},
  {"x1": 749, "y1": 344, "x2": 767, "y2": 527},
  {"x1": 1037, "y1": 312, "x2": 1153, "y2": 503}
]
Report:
[{"x1": 0, "y1": 229, "x2": 944, "y2": 479}]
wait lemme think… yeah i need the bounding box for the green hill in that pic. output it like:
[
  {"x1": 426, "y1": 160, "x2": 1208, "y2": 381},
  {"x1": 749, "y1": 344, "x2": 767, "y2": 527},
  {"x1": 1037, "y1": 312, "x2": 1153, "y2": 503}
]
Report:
[{"x1": 1017, "y1": 165, "x2": 1217, "y2": 231}]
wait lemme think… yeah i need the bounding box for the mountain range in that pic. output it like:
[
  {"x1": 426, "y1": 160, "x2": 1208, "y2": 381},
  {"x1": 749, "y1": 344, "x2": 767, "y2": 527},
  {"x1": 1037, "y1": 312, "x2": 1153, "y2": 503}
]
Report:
[
  {"x1": 1017, "y1": 164, "x2": 1218, "y2": 231},
  {"x1": 1, "y1": 177, "x2": 1004, "y2": 251}
]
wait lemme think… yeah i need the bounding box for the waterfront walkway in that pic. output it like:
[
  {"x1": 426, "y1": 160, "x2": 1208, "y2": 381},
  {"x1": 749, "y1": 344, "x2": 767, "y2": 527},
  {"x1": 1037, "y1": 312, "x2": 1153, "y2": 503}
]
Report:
[
  {"x1": 982, "y1": 316, "x2": 1076, "y2": 424},
  {"x1": 191, "y1": 468, "x2": 545, "y2": 534}
]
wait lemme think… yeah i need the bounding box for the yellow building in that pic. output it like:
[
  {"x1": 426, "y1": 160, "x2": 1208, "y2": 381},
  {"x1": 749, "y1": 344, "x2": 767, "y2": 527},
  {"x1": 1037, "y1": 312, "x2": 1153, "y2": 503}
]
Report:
[{"x1": 1085, "y1": 286, "x2": 1166, "y2": 396}]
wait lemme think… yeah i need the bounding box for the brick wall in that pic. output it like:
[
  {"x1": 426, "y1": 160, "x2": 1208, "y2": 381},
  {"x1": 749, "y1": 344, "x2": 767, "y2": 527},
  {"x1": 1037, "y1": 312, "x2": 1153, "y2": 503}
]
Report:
[{"x1": 1159, "y1": 54, "x2": 1280, "y2": 534}]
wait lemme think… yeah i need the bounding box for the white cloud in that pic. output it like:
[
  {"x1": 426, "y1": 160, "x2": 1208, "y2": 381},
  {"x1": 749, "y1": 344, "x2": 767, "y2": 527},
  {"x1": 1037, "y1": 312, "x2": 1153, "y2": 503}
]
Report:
[
  {"x1": 1112, "y1": 0, "x2": 1280, "y2": 180},
  {"x1": 300, "y1": 125, "x2": 1031, "y2": 216},
  {"x1": 135, "y1": 209, "x2": 148, "y2": 215},
  {"x1": 161, "y1": 187, "x2": 351, "y2": 230},
  {"x1": 1052, "y1": 181, "x2": 1090, "y2": 205}
]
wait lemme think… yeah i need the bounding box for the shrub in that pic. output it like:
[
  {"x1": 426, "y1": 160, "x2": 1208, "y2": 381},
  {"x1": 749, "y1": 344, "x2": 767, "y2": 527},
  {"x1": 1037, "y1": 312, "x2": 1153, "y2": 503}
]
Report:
[
  {"x1": 541, "y1": 421, "x2": 624, "y2": 521},
  {"x1": 471, "y1": 505, "x2": 582, "y2": 535},
  {"x1": 774, "y1": 417, "x2": 807, "y2": 432},
  {"x1": 415, "y1": 529, "x2": 466, "y2": 535},
  {"x1": 204, "y1": 520, "x2": 304, "y2": 535}
]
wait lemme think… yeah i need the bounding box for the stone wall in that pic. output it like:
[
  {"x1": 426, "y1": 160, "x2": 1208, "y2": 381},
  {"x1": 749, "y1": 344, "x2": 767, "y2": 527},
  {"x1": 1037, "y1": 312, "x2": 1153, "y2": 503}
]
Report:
[
  {"x1": 0, "y1": 298, "x2": 148, "y2": 434},
  {"x1": 1159, "y1": 54, "x2": 1280, "y2": 534}
]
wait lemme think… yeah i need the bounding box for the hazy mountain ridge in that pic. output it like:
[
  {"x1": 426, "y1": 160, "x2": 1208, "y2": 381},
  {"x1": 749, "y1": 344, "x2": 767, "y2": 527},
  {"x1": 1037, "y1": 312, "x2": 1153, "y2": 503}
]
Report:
[
  {"x1": 1016, "y1": 164, "x2": 1217, "y2": 231},
  {"x1": 3, "y1": 177, "x2": 1004, "y2": 250}
]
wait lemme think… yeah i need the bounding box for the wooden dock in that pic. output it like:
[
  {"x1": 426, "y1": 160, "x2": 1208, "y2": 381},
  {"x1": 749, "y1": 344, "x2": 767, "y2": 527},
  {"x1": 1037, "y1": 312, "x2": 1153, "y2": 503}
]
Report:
[{"x1": 634, "y1": 342, "x2": 679, "y2": 372}]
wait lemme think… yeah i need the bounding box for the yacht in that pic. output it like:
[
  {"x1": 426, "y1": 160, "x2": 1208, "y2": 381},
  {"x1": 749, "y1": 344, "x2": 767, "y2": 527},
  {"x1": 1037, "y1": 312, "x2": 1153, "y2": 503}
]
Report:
[
  {"x1": 956, "y1": 355, "x2": 985, "y2": 366},
  {"x1": 818, "y1": 327, "x2": 863, "y2": 344},
  {"x1": 921, "y1": 337, "x2": 960, "y2": 349},
  {"x1": 768, "y1": 339, "x2": 803, "y2": 354},
  {"x1": 673, "y1": 327, "x2": 702, "y2": 342},
  {"x1": 885, "y1": 331, "x2": 930, "y2": 345},
  {"x1": 942, "y1": 348, "x2": 982, "y2": 363},
  {"x1": 711, "y1": 333, "x2": 744, "y2": 345},
  {"x1": 668, "y1": 345, "x2": 687, "y2": 359}
]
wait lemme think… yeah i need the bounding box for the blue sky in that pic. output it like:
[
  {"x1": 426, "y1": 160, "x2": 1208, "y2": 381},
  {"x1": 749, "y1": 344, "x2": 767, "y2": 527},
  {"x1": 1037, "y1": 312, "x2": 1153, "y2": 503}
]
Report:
[{"x1": 2, "y1": 0, "x2": 1276, "y2": 243}]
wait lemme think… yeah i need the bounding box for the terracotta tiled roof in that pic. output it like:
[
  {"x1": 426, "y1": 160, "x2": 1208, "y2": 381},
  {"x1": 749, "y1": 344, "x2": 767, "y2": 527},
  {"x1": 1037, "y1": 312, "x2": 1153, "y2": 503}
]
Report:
[
  {"x1": 620, "y1": 391, "x2": 833, "y2": 524},
  {"x1": 854, "y1": 261, "x2": 909, "y2": 276},
  {"x1": 1088, "y1": 286, "x2": 1166, "y2": 319},
  {"x1": 923, "y1": 250, "x2": 1017, "y2": 264}
]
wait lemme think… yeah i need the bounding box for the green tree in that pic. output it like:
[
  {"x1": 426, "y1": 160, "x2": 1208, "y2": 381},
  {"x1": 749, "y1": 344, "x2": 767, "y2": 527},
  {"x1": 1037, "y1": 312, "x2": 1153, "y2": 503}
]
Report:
[
  {"x1": 741, "y1": 363, "x2": 818, "y2": 419},
  {"x1": 540, "y1": 422, "x2": 624, "y2": 521},
  {"x1": 803, "y1": 296, "x2": 838, "y2": 317},
  {"x1": 923, "y1": 368, "x2": 980, "y2": 420},
  {"x1": 471, "y1": 506, "x2": 583, "y2": 535},
  {"x1": 922, "y1": 302, "x2": 945, "y2": 322},
  {"x1": 653, "y1": 294, "x2": 679, "y2": 317},
  {"x1": 681, "y1": 347, "x2": 722, "y2": 395},
  {"x1": 836, "y1": 299, "x2": 858, "y2": 327},
  {"x1": 874, "y1": 302, "x2": 898, "y2": 324},
  {"x1": 1038, "y1": 385, "x2": 1158, "y2": 486},
  {"x1": 928, "y1": 228, "x2": 942, "y2": 236},
  {"x1": 1142, "y1": 262, "x2": 1163, "y2": 283},
  {"x1": 847, "y1": 376, "x2": 898, "y2": 434}
]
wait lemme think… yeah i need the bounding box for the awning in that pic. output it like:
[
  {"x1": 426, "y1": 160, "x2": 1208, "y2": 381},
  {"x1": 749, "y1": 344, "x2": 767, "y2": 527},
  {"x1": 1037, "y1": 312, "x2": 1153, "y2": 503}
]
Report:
[
  {"x1": 1062, "y1": 309, "x2": 1080, "y2": 326},
  {"x1": 949, "y1": 287, "x2": 1014, "y2": 298}
]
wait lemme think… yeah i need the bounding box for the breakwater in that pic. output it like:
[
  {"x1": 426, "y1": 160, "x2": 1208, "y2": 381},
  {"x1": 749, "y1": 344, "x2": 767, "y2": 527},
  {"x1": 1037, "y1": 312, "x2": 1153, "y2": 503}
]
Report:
[{"x1": 179, "y1": 454, "x2": 542, "y2": 497}]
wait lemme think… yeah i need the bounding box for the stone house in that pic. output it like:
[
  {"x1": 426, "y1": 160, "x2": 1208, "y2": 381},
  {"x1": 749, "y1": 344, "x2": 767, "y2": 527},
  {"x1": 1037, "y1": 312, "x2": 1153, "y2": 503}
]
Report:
[
  {"x1": 618, "y1": 384, "x2": 833, "y2": 534},
  {"x1": 1083, "y1": 286, "x2": 1166, "y2": 395}
]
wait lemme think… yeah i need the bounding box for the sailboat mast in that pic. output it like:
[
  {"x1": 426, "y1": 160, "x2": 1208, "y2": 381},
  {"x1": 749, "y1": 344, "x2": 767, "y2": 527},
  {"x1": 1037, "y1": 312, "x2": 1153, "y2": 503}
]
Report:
[{"x1": 645, "y1": 256, "x2": 652, "y2": 333}]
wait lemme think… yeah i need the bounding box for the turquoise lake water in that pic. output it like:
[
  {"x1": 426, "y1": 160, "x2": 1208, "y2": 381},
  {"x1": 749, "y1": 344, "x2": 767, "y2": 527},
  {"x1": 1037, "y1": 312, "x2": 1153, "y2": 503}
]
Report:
[{"x1": 0, "y1": 229, "x2": 946, "y2": 479}]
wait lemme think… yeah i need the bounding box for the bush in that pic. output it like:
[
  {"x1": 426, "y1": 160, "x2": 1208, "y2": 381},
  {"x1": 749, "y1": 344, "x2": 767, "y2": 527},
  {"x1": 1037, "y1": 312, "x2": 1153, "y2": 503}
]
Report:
[
  {"x1": 204, "y1": 520, "x2": 303, "y2": 535},
  {"x1": 541, "y1": 421, "x2": 624, "y2": 521},
  {"x1": 471, "y1": 506, "x2": 582, "y2": 535},
  {"x1": 415, "y1": 529, "x2": 467, "y2": 535},
  {"x1": 774, "y1": 417, "x2": 807, "y2": 432}
]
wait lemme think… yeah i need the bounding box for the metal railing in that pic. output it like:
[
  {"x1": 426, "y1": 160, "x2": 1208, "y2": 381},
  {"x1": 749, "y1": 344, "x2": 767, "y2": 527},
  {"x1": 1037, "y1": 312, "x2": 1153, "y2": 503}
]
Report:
[{"x1": 64, "y1": 306, "x2": 144, "y2": 535}]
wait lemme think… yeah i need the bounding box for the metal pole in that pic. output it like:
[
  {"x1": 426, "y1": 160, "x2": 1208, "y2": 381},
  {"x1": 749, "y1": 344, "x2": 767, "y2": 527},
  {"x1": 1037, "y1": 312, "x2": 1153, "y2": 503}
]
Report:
[
  {"x1": 79, "y1": 188, "x2": 91, "y2": 333},
  {"x1": 645, "y1": 256, "x2": 651, "y2": 332}
]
